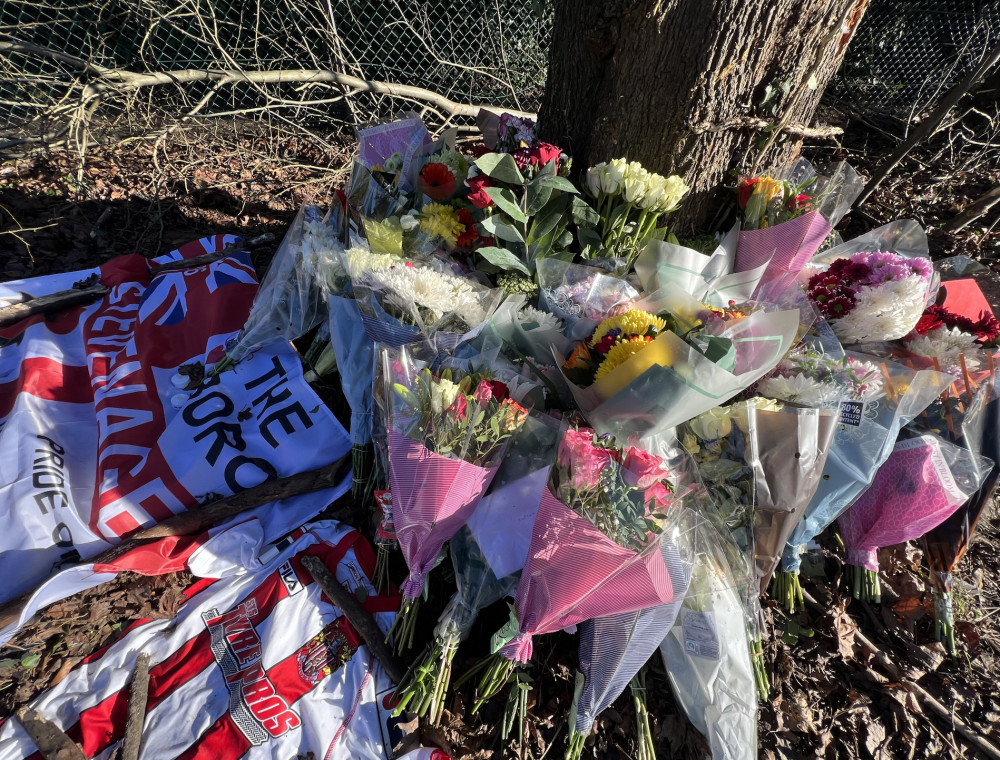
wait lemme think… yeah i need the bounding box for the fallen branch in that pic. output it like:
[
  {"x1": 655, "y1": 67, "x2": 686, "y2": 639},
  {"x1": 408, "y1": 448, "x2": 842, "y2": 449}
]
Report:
[
  {"x1": 0, "y1": 454, "x2": 350, "y2": 632},
  {"x1": 15, "y1": 707, "x2": 86, "y2": 760},
  {"x1": 945, "y1": 184, "x2": 1000, "y2": 232},
  {"x1": 802, "y1": 588, "x2": 1000, "y2": 760},
  {"x1": 0, "y1": 235, "x2": 274, "y2": 330},
  {"x1": 0, "y1": 40, "x2": 536, "y2": 122},
  {"x1": 689, "y1": 116, "x2": 843, "y2": 139},
  {"x1": 301, "y1": 555, "x2": 407, "y2": 685}
]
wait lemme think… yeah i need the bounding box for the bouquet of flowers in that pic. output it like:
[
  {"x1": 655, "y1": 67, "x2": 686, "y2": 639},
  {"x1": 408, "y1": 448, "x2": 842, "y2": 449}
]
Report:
[
  {"x1": 568, "y1": 527, "x2": 693, "y2": 759},
  {"x1": 805, "y1": 250, "x2": 935, "y2": 345},
  {"x1": 558, "y1": 287, "x2": 800, "y2": 443},
  {"x1": 379, "y1": 346, "x2": 530, "y2": 650},
  {"x1": 212, "y1": 205, "x2": 341, "y2": 374},
  {"x1": 921, "y1": 358, "x2": 1000, "y2": 651},
  {"x1": 582, "y1": 158, "x2": 689, "y2": 269},
  {"x1": 771, "y1": 351, "x2": 951, "y2": 611},
  {"x1": 347, "y1": 248, "x2": 502, "y2": 349},
  {"x1": 659, "y1": 514, "x2": 758, "y2": 760},
  {"x1": 733, "y1": 161, "x2": 861, "y2": 295},
  {"x1": 838, "y1": 432, "x2": 992, "y2": 602},
  {"x1": 537, "y1": 257, "x2": 640, "y2": 341},
  {"x1": 472, "y1": 427, "x2": 685, "y2": 708},
  {"x1": 902, "y1": 303, "x2": 1000, "y2": 376},
  {"x1": 393, "y1": 412, "x2": 561, "y2": 722}
]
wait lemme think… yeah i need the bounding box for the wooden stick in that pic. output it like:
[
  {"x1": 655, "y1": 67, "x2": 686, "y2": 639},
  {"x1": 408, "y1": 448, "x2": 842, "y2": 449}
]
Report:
[
  {"x1": 0, "y1": 235, "x2": 273, "y2": 330},
  {"x1": 880, "y1": 363, "x2": 898, "y2": 403},
  {"x1": 801, "y1": 589, "x2": 1000, "y2": 760},
  {"x1": 959, "y1": 353, "x2": 975, "y2": 405},
  {"x1": 15, "y1": 707, "x2": 86, "y2": 760},
  {"x1": 946, "y1": 184, "x2": 1000, "y2": 233},
  {"x1": 0, "y1": 285, "x2": 109, "y2": 329},
  {"x1": 0, "y1": 454, "x2": 349, "y2": 631},
  {"x1": 300, "y1": 555, "x2": 406, "y2": 685},
  {"x1": 121, "y1": 654, "x2": 151, "y2": 760}
]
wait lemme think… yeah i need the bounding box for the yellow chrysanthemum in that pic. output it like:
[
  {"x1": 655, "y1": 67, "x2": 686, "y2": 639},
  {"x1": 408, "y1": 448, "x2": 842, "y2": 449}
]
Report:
[
  {"x1": 590, "y1": 310, "x2": 666, "y2": 347},
  {"x1": 419, "y1": 203, "x2": 464, "y2": 247},
  {"x1": 594, "y1": 336, "x2": 652, "y2": 381}
]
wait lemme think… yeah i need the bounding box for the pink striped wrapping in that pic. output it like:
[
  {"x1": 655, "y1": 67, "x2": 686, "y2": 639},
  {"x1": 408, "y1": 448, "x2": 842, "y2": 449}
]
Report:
[
  {"x1": 837, "y1": 438, "x2": 970, "y2": 572},
  {"x1": 387, "y1": 429, "x2": 499, "y2": 599},
  {"x1": 734, "y1": 210, "x2": 832, "y2": 293},
  {"x1": 500, "y1": 488, "x2": 675, "y2": 663}
]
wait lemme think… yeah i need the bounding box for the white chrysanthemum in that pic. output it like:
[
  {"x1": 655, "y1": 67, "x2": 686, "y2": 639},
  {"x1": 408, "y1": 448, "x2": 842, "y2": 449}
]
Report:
[
  {"x1": 758, "y1": 374, "x2": 842, "y2": 406},
  {"x1": 518, "y1": 304, "x2": 563, "y2": 332},
  {"x1": 300, "y1": 220, "x2": 346, "y2": 284},
  {"x1": 358, "y1": 262, "x2": 488, "y2": 328},
  {"x1": 830, "y1": 277, "x2": 928, "y2": 344},
  {"x1": 906, "y1": 326, "x2": 981, "y2": 375}
]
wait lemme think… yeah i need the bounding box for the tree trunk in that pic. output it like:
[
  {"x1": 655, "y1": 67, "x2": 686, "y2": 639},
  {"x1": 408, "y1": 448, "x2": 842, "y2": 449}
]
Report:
[{"x1": 538, "y1": 0, "x2": 870, "y2": 233}]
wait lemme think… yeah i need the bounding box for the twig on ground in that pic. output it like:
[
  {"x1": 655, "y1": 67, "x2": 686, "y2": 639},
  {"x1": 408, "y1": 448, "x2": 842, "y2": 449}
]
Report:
[{"x1": 121, "y1": 654, "x2": 151, "y2": 760}]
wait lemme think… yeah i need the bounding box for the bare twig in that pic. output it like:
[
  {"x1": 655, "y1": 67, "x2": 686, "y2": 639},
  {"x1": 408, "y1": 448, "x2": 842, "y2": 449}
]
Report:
[
  {"x1": 855, "y1": 38, "x2": 1000, "y2": 208},
  {"x1": 946, "y1": 184, "x2": 1000, "y2": 232},
  {"x1": 0, "y1": 285, "x2": 109, "y2": 329},
  {"x1": 300, "y1": 555, "x2": 406, "y2": 684},
  {"x1": 15, "y1": 708, "x2": 86, "y2": 760},
  {"x1": 690, "y1": 116, "x2": 843, "y2": 139}
]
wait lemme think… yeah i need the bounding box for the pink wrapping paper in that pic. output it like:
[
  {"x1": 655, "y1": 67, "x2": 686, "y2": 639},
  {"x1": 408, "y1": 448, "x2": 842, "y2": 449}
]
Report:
[
  {"x1": 388, "y1": 430, "x2": 498, "y2": 598},
  {"x1": 838, "y1": 437, "x2": 970, "y2": 572},
  {"x1": 500, "y1": 488, "x2": 676, "y2": 663},
  {"x1": 735, "y1": 210, "x2": 832, "y2": 294}
]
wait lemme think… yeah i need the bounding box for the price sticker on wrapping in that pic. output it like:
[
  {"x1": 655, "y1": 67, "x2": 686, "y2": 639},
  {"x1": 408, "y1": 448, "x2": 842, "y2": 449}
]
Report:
[{"x1": 681, "y1": 607, "x2": 720, "y2": 661}]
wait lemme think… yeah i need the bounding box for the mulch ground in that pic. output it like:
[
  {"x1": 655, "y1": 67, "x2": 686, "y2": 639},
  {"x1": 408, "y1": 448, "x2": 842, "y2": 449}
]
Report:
[{"x1": 1, "y1": 113, "x2": 1000, "y2": 760}]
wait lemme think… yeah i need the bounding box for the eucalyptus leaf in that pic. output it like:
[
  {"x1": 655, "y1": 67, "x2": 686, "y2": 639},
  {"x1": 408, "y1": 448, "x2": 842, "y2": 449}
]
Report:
[
  {"x1": 525, "y1": 183, "x2": 554, "y2": 216},
  {"x1": 534, "y1": 175, "x2": 579, "y2": 194},
  {"x1": 477, "y1": 246, "x2": 531, "y2": 276},
  {"x1": 571, "y1": 196, "x2": 601, "y2": 228},
  {"x1": 474, "y1": 153, "x2": 525, "y2": 185}
]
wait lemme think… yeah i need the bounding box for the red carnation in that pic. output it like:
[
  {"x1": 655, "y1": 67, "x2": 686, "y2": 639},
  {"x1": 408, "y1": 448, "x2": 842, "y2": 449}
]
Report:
[{"x1": 418, "y1": 162, "x2": 457, "y2": 201}]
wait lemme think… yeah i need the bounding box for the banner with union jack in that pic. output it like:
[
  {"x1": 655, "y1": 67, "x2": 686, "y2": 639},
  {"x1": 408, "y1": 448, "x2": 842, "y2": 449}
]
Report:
[{"x1": 0, "y1": 236, "x2": 352, "y2": 642}]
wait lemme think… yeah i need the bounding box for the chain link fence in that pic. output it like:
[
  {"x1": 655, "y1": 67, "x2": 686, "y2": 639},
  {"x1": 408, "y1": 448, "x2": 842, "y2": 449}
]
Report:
[
  {"x1": 828, "y1": 0, "x2": 1000, "y2": 119},
  {"x1": 0, "y1": 0, "x2": 552, "y2": 137},
  {"x1": 0, "y1": 0, "x2": 995, "y2": 142}
]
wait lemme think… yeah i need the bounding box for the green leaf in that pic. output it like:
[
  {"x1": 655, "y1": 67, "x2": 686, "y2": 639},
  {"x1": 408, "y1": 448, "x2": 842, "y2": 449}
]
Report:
[
  {"x1": 525, "y1": 206, "x2": 564, "y2": 247},
  {"x1": 576, "y1": 226, "x2": 603, "y2": 255},
  {"x1": 485, "y1": 186, "x2": 528, "y2": 223},
  {"x1": 533, "y1": 174, "x2": 579, "y2": 194},
  {"x1": 525, "y1": 183, "x2": 554, "y2": 216},
  {"x1": 477, "y1": 246, "x2": 531, "y2": 276},
  {"x1": 20, "y1": 653, "x2": 41, "y2": 669},
  {"x1": 570, "y1": 196, "x2": 601, "y2": 228},
  {"x1": 479, "y1": 216, "x2": 525, "y2": 244},
  {"x1": 474, "y1": 153, "x2": 525, "y2": 185}
]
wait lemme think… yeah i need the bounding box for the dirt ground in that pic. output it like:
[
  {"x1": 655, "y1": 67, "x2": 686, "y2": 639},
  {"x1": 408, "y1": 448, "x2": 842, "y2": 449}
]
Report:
[{"x1": 1, "y1": 113, "x2": 1000, "y2": 760}]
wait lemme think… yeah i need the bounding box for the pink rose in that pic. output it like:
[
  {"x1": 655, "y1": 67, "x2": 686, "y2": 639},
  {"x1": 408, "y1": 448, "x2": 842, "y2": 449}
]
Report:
[
  {"x1": 473, "y1": 379, "x2": 494, "y2": 407},
  {"x1": 623, "y1": 446, "x2": 669, "y2": 490},
  {"x1": 644, "y1": 481, "x2": 671, "y2": 510},
  {"x1": 558, "y1": 428, "x2": 611, "y2": 492},
  {"x1": 446, "y1": 393, "x2": 468, "y2": 423}
]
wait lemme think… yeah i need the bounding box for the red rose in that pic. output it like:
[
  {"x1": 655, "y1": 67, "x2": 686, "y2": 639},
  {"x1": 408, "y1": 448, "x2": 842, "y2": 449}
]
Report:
[
  {"x1": 418, "y1": 162, "x2": 457, "y2": 201},
  {"x1": 486, "y1": 380, "x2": 510, "y2": 402},
  {"x1": 787, "y1": 193, "x2": 812, "y2": 212},
  {"x1": 512, "y1": 142, "x2": 562, "y2": 172},
  {"x1": 466, "y1": 173, "x2": 494, "y2": 209}
]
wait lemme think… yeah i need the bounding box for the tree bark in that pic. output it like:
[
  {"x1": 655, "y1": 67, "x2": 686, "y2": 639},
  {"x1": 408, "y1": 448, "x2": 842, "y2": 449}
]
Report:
[{"x1": 538, "y1": 0, "x2": 870, "y2": 233}]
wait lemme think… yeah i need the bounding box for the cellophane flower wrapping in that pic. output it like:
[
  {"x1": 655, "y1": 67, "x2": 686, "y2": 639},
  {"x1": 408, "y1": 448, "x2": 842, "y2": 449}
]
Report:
[
  {"x1": 734, "y1": 161, "x2": 861, "y2": 295},
  {"x1": 573, "y1": 522, "x2": 693, "y2": 737},
  {"x1": 634, "y1": 223, "x2": 770, "y2": 307},
  {"x1": 779, "y1": 355, "x2": 953, "y2": 572},
  {"x1": 498, "y1": 430, "x2": 687, "y2": 664},
  {"x1": 379, "y1": 345, "x2": 530, "y2": 599},
  {"x1": 558, "y1": 287, "x2": 800, "y2": 444},
  {"x1": 659, "y1": 514, "x2": 757, "y2": 760},
  {"x1": 465, "y1": 411, "x2": 563, "y2": 579},
  {"x1": 537, "y1": 257, "x2": 640, "y2": 341},
  {"x1": 839, "y1": 432, "x2": 992, "y2": 572},
  {"x1": 347, "y1": 247, "x2": 502, "y2": 350},
  {"x1": 216, "y1": 205, "x2": 340, "y2": 370},
  {"x1": 921, "y1": 368, "x2": 1000, "y2": 594}
]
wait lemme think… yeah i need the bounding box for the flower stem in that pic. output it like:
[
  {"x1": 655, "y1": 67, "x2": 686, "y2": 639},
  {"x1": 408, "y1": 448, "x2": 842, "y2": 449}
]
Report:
[{"x1": 935, "y1": 590, "x2": 956, "y2": 655}]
